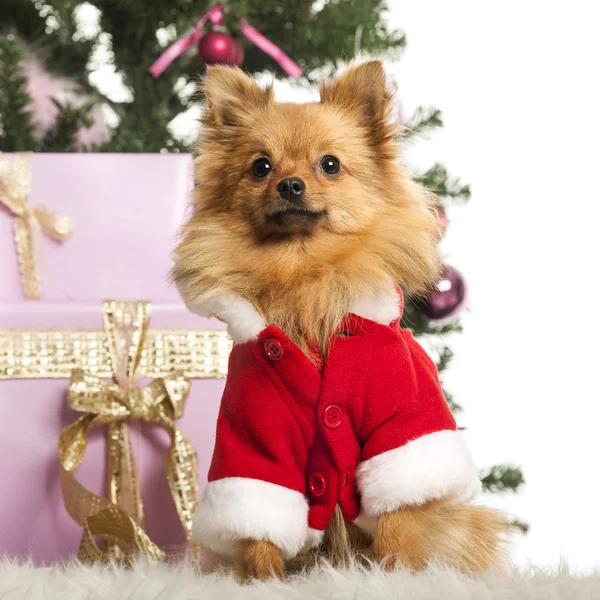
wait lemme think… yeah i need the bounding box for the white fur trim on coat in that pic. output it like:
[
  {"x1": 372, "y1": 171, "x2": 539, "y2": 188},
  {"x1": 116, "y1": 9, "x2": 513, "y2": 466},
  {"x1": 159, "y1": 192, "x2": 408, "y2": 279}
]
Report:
[
  {"x1": 184, "y1": 283, "x2": 400, "y2": 343},
  {"x1": 356, "y1": 430, "x2": 481, "y2": 516},
  {"x1": 184, "y1": 293, "x2": 266, "y2": 344},
  {"x1": 192, "y1": 478, "x2": 316, "y2": 559},
  {"x1": 350, "y1": 286, "x2": 401, "y2": 325}
]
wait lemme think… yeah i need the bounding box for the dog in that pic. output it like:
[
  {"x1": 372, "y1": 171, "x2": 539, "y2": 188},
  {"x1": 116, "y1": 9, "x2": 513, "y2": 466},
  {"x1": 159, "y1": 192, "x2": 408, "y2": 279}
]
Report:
[{"x1": 173, "y1": 61, "x2": 508, "y2": 580}]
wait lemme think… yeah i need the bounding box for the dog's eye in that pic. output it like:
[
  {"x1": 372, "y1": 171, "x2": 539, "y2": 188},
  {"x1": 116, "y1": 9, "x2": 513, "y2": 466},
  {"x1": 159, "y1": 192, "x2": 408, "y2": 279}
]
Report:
[
  {"x1": 320, "y1": 155, "x2": 341, "y2": 175},
  {"x1": 252, "y1": 157, "x2": 272, "y2": 178}
]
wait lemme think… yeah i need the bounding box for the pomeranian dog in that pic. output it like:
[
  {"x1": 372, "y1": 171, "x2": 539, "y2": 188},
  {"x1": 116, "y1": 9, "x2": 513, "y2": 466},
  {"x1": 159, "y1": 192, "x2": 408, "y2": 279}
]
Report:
[{"x1": 173, "y1": 61, "x2": 508, "y2": 580}]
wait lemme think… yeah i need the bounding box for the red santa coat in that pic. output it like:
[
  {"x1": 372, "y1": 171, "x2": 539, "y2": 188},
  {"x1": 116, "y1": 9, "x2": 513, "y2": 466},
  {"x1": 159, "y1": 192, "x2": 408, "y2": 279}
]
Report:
[{"x1": 188, "y1": 286, "x2": 480, "y2": 559}]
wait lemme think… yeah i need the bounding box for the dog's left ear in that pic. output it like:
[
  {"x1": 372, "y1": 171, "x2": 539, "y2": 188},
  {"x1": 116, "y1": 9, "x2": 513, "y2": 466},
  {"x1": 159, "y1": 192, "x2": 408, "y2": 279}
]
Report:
[{"x1": 320, "y1": 61, "x2": 392, "y2": 125}]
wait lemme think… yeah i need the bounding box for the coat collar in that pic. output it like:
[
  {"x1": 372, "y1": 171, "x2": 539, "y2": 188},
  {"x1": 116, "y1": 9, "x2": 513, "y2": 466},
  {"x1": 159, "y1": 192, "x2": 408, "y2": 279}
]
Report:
[{"x1": 184, "y1": 284, "x2": 403, "y2": 344}]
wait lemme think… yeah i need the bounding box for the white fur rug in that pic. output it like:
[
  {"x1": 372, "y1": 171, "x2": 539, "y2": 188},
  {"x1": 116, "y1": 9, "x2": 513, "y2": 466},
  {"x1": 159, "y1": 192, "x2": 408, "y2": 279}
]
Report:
[{"x1": 1, "y1": 559, "x2": 598, "y2": 600}]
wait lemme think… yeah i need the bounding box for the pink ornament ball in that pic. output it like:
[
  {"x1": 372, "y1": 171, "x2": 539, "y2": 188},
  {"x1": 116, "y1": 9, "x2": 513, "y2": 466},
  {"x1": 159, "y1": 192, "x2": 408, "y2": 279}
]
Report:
[
  {"x1": 229, "y1": 41, "x2": 245, "y2": 66},
  {"x1": 416, "y1": 265, "x2": 467, "y2": 321},
  {"x1": 198, "y1": 31, "x2": 244, "y2": 67}
]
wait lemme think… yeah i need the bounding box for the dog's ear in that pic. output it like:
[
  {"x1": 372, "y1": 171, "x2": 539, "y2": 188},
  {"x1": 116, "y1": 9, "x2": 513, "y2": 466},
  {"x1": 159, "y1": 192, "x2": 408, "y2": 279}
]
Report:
[
  {"x1": 320, "y1": 61, "x2": 392, "y2": 125},
  {"x1": 321, "y1": 61, "x2": 395, "y2": 152},
  {"x1": 201, "y1": 65, "x2": 273, "y2": 127}
]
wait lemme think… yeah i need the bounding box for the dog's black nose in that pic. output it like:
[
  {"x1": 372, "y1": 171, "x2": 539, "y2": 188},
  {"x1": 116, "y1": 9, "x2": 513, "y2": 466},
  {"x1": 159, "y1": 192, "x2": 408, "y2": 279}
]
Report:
[{"x1": 277, "y1": 177, "x2": 305, "y2": 203}]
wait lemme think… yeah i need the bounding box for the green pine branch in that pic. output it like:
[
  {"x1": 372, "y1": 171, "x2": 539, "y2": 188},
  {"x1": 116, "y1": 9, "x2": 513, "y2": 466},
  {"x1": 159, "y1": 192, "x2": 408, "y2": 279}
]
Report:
[
  {"x1": 404, "y1": 106, "x2": 443, "y2": 139},
  {"x1": 416, "y1": 163, "x2": 471, "y2": 203},
  {"x1": 512, "y1": 520, "x2": 530, "y2": 534},
  {"x1": 436, "y1": 345, "x2": 454, "y2": 373},
  {"x1": 481, "y1": 465, "x2": 525, "y2": 493},
  {"x1": 481, "y1": 465, "x2": 528, "y2": 532},
  {"x1": 0, "y1": 35, "x2": 36, "y2": 151}
]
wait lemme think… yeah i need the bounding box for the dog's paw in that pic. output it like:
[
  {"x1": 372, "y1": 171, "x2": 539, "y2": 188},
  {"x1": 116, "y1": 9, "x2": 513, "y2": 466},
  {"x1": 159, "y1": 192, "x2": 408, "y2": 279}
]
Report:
[{"x1": 240, "y1": 539, "x2": 284, "y2": 581}]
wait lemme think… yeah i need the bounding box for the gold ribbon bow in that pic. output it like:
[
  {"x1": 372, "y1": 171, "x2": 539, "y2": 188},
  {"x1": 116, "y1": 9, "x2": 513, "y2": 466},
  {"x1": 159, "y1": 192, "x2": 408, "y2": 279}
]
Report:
[
  {"x1": 58, "y1": 301, "x2": 199, "y2": 563},
  {"x1": 0, "y1": 151, "x2": 75, "y2": 299}
]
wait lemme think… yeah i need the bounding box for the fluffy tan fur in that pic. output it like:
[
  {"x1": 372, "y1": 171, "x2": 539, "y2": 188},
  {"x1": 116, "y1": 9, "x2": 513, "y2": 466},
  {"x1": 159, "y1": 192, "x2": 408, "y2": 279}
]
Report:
[
  {"x1": 372, "y1": 500, "x2": 510, "y2": 573},
  {"x1": 172, "y1": 61, "x2": 441, "y2": 353},
  {"x1": 173, "y1": 62, "x2": 508, "y2": 580}
]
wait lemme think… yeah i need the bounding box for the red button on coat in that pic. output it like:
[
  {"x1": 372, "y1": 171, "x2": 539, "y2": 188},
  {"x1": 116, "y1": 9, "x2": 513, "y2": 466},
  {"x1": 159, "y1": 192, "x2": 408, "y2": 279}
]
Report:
[
  {"x1": 264, "y1": 338, "x2": 283, "y2": 360},
  {"x1": 309, "y1": 473, "x2": 327, "y2": 497},
  {"x1": 323, "y1": 404, "x2": 342, "y2": 429}
]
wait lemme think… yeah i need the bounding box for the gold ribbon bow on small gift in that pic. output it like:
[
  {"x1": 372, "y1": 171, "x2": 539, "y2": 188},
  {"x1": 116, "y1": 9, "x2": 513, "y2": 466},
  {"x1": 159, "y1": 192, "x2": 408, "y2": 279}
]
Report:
[
  {"x1": 0, "y1": 151, "x2": 75, "y2": 299},
  {"x1": 58, "y1": 300, "x2": 199, "y2": 563}
]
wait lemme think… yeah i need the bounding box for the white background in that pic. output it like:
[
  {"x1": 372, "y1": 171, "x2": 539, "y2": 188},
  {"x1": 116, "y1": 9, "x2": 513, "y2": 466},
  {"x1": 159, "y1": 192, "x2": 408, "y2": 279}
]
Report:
[
  {"x1": 90, "y1": 0, "x2": 600, "y2": 571},
  {"x1": 383, "y1": 1, "x2": 600, "y2": 572}
]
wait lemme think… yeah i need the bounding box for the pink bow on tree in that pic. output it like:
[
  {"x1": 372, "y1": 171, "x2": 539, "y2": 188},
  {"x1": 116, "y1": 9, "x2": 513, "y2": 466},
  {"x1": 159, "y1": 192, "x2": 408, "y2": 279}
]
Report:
[{"x1": 149, "y1": 5, "x2": 303, "y2": 78}]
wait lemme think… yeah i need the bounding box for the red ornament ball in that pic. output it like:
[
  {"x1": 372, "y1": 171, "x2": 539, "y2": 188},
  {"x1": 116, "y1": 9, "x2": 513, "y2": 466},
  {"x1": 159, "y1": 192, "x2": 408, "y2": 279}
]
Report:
[
  {"x1": 415, "y1": 265, "x2": 467, "y2": 321},
  {"x1": 198, "y1": 31, "x2": 244, "y2": 67}
]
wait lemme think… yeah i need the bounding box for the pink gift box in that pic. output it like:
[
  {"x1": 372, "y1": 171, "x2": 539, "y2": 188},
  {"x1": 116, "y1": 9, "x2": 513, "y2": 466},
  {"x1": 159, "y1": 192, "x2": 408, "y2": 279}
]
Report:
[
  {"x1": 0, "y1": 302, "x2": 226, "y2": 564},
  {"x1": 0, "y1": 153, "x2": 228, "y2": 564},
  {"x1": 0, "y1": 153, "x2": 194, "y2": 301}
]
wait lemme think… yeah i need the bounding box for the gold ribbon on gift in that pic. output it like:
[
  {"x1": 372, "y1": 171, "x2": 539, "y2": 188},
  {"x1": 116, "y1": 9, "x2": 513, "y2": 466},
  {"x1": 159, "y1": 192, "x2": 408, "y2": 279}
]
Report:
[
  {"x1": 0, "y1": 327, "x2": 232, "y2": 380},
  {"x1": 0, "y1": 151, "x2": 75, "y2": 299},
  {"x1": 58, "y1": 300, "x2": 199, "y2": 563}
]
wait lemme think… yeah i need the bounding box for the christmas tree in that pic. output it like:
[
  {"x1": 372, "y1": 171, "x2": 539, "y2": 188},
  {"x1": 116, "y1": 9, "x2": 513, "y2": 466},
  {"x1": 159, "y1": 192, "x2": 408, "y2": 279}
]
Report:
[{"x1": 0, "y1": 0, "x2": 523, "y2": 515}]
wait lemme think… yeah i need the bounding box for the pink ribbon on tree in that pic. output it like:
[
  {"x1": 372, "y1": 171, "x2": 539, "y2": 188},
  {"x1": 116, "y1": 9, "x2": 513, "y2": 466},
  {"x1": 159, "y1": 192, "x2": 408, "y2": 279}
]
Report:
[{"x1": 149, "y1": 5, "x2": 303, "y2": 79}]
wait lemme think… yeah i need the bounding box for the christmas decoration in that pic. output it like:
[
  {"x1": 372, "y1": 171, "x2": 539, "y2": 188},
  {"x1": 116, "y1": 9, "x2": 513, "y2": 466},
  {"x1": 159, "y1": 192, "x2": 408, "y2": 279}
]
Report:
[
  {"x1": 58, "y1": 301, "x2": 200, "y2": 563},
  {"x1": 198, "y1": 31, "x2": 244, "y2": 67},
  {"x1": 0, "y1": 152, "x2": 75, "y2": 299},
  {"x1": 2, "y1": 1, "x2": 406, "y2": 151},
  {"x1": 149, "y1": 5, "x2": 302, "y2": 78},
  {"x1": 415, "y1": 265, "x2": 467, "y2": 321},
  {"x1": 0, "y1": 153, "x2": 198, "y2": 302},
  {"x1": 0, "y1": 293, "x2": 230, "y2": 563},
  {"x1": 0, "y1": 316, "x2": 230, "y2": 381}
]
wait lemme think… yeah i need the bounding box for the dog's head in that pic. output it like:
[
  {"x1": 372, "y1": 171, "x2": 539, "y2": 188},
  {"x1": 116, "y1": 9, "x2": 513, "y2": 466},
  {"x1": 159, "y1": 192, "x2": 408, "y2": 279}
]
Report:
[
  {"x1": 197, "y1": 61, "x2": 406, "y2": 239},
  {"x1": 174, "y1": 61, "x2": 441, "y2": 308}
]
